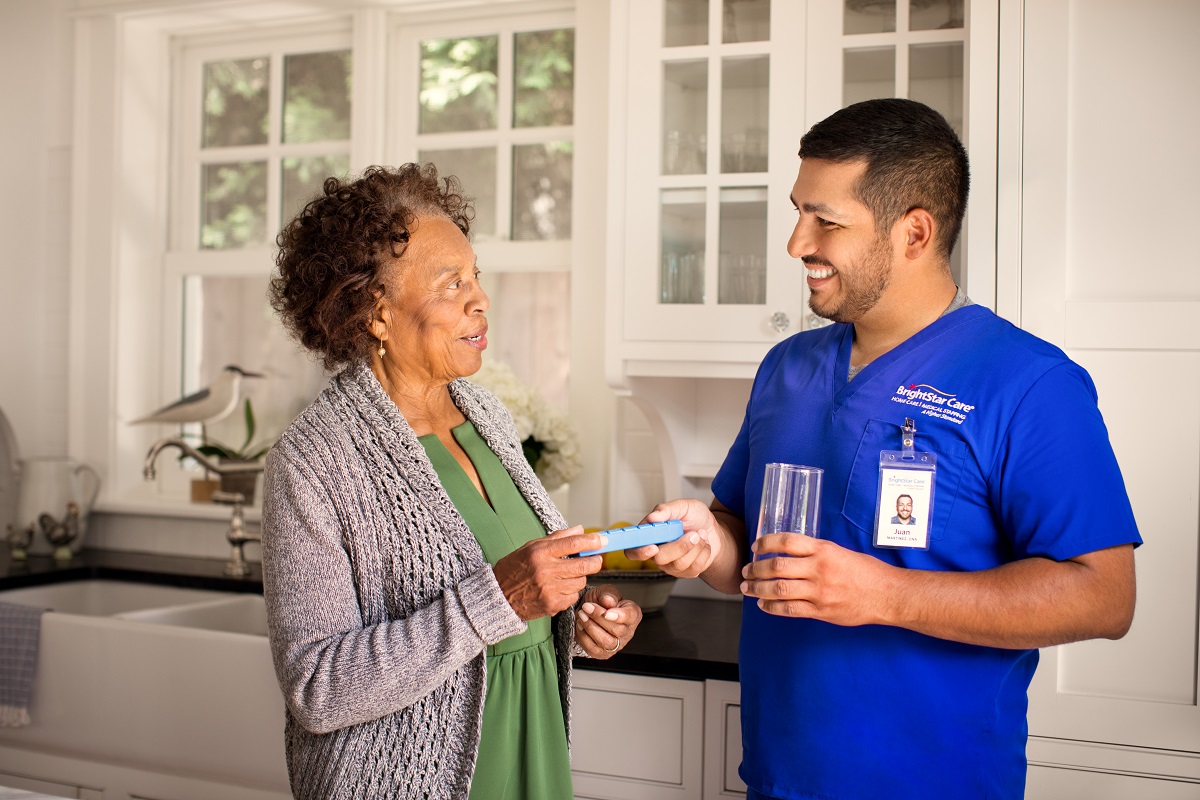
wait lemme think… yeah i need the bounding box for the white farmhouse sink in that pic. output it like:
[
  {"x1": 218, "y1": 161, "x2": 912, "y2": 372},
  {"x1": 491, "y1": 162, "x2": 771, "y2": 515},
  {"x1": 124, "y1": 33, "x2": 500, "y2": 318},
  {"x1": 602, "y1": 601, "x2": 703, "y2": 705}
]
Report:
[
  {"x1": 0, "y1": 579, "x2": 233, "y2": 616},
  {"x1": 120, "y1": 593, "x2": 268, "y2": 635},
  {"x1": 0, "y1": 580, "x2": 288, "y2": 793}
]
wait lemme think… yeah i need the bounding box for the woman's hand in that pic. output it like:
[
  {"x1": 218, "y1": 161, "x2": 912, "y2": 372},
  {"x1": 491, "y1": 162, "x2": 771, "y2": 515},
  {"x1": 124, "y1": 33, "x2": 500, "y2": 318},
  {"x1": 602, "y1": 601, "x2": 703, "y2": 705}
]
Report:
[
  {"x1": 574, "y1": 585, "x2": 643, "y2": 659},
  {"x1": 495, "y1": 526, "x2": 604, "y2": 621}
]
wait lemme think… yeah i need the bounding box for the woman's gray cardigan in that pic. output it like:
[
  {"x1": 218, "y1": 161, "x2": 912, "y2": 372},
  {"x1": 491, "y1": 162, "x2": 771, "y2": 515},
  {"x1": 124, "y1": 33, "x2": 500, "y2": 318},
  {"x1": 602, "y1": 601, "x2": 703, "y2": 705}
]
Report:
[{"x1": 261, "y1": 362, "x2": 577, "y2": 800}]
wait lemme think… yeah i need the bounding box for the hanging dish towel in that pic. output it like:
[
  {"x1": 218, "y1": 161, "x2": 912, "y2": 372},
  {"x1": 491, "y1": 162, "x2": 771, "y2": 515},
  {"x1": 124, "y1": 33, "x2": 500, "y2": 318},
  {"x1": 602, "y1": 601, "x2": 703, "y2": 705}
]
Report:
[{"x1": 0, "y1": 601, "x2": 45, "y2": 727}]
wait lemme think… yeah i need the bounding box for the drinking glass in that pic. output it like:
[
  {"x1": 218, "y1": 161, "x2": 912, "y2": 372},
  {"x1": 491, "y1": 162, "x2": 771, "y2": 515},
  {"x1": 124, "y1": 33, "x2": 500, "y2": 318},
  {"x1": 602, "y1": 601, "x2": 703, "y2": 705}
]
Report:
[{"x1": 755, "y1": 463, "x2": 822, "y2": 557}]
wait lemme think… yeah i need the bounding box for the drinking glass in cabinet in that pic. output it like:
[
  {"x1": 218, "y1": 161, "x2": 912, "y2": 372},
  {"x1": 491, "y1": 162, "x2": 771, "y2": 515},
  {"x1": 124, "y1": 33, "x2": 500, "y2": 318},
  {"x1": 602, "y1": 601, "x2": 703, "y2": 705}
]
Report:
[
  {"x1": 661, "y1": 252, "x2": 705, "y2": 305},
  {"x1": 721, "y1": 56, "x2": 769, "y2": 174},
  {"x1": 663, "y1": 61, "x2": 708, "y2": 175},
  {"x1": 718, "y1": 254, "x2": 766, "y2": 305},
  {"x1": 717, "y1": 186, "x2": 767, "y2": 304}
]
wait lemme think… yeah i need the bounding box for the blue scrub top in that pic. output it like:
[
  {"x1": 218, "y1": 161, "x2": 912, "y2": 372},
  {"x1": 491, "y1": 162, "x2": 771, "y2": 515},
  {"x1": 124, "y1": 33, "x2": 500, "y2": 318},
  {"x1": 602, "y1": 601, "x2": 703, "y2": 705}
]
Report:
[{"x1": 713, "y1": 304, "x2": 1141, "y2": 800}]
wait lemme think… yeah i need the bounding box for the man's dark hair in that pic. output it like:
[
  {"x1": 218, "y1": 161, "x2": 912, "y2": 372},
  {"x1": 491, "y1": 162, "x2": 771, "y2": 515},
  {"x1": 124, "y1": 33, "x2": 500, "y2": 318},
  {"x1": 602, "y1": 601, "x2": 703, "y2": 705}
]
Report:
[{"x1": 798, "y1": 98, "x2": 969, "y2": 260}]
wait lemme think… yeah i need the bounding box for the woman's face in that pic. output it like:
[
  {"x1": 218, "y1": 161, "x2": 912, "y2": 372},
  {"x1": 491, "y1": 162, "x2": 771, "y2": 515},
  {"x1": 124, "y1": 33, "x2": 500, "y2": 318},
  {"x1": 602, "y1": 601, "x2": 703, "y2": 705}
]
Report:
[{"x1": 380, "y1": 215, "x2": 489, "y2": 385}]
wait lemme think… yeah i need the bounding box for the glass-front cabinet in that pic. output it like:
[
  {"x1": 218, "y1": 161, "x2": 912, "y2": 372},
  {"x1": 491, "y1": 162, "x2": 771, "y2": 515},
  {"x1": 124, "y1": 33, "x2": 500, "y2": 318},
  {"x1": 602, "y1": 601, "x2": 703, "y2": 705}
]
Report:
[
  {"x1": 618, "y1": 0, "x2": 806, "y2": 354},
  {"x1": 611, "y1": 0, "x2": 987, "y2": 371}
]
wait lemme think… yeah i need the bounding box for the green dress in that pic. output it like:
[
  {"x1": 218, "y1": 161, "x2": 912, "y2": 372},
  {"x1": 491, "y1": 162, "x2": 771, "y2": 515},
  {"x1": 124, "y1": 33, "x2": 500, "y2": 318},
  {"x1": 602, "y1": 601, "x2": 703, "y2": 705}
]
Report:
[{"x1": 419, "y1": 420, "x2": 573, "y2": 800}]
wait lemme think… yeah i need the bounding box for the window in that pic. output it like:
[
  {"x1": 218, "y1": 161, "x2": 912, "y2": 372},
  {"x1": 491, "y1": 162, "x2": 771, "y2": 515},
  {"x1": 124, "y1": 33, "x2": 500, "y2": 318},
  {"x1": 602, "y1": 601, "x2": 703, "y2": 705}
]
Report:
[
  {"x1": 162, "y1": 29, "x2": 353, "y2": 495},
  {"x1": 73, "y1": 5, "x2": 579, "y2": 510},
  {"x1": 392, "y1": 12, "x2": 575, "y2": 410}
]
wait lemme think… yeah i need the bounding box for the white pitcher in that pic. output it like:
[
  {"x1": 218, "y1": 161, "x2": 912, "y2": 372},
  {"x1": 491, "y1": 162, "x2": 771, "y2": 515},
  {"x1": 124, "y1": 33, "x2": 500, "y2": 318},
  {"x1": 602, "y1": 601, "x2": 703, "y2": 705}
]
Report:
[{"x1": 16, "y1": 457, "x2": 102, "y2": 556}]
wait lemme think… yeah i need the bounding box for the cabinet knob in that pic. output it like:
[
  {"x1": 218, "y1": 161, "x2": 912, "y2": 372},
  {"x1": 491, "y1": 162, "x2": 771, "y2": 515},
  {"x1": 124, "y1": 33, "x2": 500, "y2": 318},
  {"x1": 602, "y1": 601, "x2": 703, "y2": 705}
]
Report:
[
  {"x1": 805, "y1": 313, "x2": 834, "y2": 331},
  {"x1": 769, "y1": 311, "x2": 790, "y2": 333}
]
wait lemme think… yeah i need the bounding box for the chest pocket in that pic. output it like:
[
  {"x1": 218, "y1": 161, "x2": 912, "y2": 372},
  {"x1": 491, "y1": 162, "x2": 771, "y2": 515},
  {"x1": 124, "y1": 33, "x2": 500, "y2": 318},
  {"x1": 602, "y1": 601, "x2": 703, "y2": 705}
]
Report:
[{"x1": 840, "y1": 418, "x2": 967, "y2": 543}]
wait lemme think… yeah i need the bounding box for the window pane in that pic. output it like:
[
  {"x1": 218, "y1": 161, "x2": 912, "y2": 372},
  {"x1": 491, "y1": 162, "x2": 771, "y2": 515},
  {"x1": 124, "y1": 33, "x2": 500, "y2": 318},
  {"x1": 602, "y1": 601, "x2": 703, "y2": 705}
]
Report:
[
  {"x1": 201, "y1": 161, "x2": 267, "y2": 250},
  {"x1": 513, "y1": 29, "x2": 574, "y2": 128},
  {"x1": 909, "y1": 42, "x2": 964, "y2": 136},
  {"x1": 723, "y1": 0, "x2": 770, "y2": 43},
  {"x1": 910, "y1": 0, "x2": 964, "y2": 31},
  {"x1": 843, "y1": 0, "x2": 895, "y2": 34},
  {"x1": 283, "y1": 50, "x2": 352, "y2": 143},
  {"x1": 512, "y1": 143, "x2": 573, "y2": 241},
  {"x1": 419, "y1": 36, "x2": 499, "y2": 134},
  {"x1": 665, "y1": 0, "x2": 709, "y2": 47},
  {"x1": 418, "y1": 148, "x2": 498, "y2": 239},
  {"x1": 202, "y1": 57, "x2": 269, "y2": 148},
  {"x1": 182, "y1": 274, "x2": 328, "y2": 458},
  {"x1": 660, "y1": 189, "x2": 706, "y2": 305},
  {"x1": 843, "y1": 47, "x2": 895, "y2": 106},
  {"x1": 663, "y1": 60, "x2": 708, "y2": 176},
  {"x1": 721, "y1": 56, "x2": 769, "y2": 174},
  {"x1": 281, "y1": 155, "x2": 350, "y2": 223},
  {"x1": 478, "y1": 272, "x2": 570, "y2": 411}
]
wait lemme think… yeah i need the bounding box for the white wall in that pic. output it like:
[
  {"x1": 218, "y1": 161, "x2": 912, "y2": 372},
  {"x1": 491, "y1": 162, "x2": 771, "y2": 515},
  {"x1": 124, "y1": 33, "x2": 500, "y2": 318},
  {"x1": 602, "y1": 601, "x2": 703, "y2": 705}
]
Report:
[{"x1": 0, "y1": 0, "x2": 73, "y2": 461}]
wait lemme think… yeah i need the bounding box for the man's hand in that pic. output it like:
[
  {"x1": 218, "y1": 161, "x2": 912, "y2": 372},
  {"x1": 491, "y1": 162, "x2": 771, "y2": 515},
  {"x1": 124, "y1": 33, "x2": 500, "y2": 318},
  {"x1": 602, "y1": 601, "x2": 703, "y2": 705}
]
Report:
[
  {"x1": 627, "y1": 499, "x2": 723, "y2": 578},
  {"x1": 741, "y1": 533, "x2": 893, "y2": 626}
]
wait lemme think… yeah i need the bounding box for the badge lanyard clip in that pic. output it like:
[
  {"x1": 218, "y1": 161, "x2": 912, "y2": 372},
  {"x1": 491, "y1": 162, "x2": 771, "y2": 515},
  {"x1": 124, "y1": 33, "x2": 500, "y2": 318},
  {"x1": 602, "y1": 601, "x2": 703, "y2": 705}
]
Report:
[
  {"x1": 873, "y1": 418, "x2": 937, "y2": 550},
  {"x1": 901, "y1": 418, "x2": 916, "y2": 458}
]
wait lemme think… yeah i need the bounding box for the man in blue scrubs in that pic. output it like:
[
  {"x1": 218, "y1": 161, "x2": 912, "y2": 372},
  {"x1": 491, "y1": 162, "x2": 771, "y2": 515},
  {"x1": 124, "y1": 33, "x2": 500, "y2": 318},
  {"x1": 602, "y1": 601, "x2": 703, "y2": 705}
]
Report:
[{"x1": 633, "y1": 99, "x2": 1140, "y2": 799}]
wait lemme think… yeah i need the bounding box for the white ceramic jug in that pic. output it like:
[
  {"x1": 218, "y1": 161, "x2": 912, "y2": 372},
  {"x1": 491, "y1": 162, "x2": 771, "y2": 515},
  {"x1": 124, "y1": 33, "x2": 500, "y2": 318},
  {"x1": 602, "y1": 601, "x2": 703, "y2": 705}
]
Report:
[{"x1": 16, "y1": 457, "x2": 101, "y2": 556}]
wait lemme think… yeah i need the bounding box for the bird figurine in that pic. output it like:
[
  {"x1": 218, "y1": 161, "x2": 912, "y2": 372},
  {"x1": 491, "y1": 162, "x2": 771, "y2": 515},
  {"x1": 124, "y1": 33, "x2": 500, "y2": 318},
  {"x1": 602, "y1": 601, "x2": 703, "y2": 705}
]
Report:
[
  {"x1": 131, "y1": 365, "x2": 263, "y2": 427},
  {"x1": 39, "y1": 502, "x2": 81, "y2": 561},
  {"x1": 5, "y1": 522, "x2": 34, "y2": 561}
]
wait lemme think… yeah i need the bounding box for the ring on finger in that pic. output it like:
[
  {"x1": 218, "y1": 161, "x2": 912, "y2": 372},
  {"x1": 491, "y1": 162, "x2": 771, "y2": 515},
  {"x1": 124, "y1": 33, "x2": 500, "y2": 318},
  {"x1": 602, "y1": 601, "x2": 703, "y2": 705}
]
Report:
[{"x1": 604, "y1": 636, "x2": 620, "y2": 653}]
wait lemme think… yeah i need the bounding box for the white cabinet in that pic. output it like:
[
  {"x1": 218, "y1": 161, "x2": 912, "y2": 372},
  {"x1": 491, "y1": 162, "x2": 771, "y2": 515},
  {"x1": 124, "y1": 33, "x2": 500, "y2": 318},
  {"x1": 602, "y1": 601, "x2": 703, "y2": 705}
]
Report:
[
  {"x1": 571, "y1": 670, "x2": 705, "y2": 799},
  {"x1": 606, "y1": 0, "x2": 996, "y2": 379},
  {"x1": 1010, "y1": 0, "x2": 1200, "y2": 795},
  {"x1": 607, "y1": 0, "x2": 809, "y2": 376},
  {"x1": 605, "y1": 0, "x2": 996, "y2": 499},
  {"x1": 702, "y1": 680, "x2": 747, "y2": 799}
]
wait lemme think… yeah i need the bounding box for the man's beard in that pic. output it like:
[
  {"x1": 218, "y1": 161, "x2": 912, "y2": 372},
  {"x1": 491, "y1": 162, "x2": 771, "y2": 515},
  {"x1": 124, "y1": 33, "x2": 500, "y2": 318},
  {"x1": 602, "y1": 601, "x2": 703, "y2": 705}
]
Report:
[{"x1": 807, "y1": 236, "x2": 893, "y2": 324}]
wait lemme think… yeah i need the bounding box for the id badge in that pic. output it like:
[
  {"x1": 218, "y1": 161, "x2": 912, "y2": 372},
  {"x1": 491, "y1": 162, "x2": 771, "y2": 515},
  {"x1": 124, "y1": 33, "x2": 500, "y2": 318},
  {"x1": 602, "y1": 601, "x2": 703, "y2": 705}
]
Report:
[{"x1": 873, "y1": 418, "x2": 937, "y2": 550}]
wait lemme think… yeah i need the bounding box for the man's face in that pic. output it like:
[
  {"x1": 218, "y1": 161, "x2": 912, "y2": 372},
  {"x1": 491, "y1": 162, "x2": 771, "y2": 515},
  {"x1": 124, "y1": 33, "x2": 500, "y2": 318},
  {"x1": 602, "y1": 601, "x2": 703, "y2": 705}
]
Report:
[
  {"x1": 787, "y1": 158, "x2": 896, "y2": 324},
  {"x1": 896, "y1": 496, "x2": 913, "y2": 520}
]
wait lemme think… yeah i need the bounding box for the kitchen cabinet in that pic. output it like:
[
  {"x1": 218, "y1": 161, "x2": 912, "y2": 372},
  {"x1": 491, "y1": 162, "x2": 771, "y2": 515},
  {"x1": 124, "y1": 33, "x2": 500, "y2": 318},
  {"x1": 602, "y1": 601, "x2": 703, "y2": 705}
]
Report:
[
  {"x1": 1009, "y1": 1, "x2": 1200, "y2": 795},
  {"x1": 702, "y1": 679, "x2": 747, "y2": 799},
  {"x1": 605, "y1": 0, "x2": 995, "y2": 500},
  {"x1": 608, "y1": 0, "x2": 808, "y2": 378},
  {"x1": 571, "y1": 670, "x2": 705, "y2": 799},
  {"x1": 606, "y1": 0, "x2": 994, "y2": 380}
]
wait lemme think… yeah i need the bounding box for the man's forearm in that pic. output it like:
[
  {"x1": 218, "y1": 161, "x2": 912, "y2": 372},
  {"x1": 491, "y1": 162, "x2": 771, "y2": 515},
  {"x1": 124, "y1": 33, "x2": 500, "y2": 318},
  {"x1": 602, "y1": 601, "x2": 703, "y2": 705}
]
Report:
[{"x1": 881, "y1": 544, "x2": 1136, "y2": 649}]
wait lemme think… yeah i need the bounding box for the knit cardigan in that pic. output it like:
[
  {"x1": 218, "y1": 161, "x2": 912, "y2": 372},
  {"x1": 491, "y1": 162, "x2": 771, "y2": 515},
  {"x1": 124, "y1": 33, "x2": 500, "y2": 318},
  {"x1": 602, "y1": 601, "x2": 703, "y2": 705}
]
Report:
[{"x1": 261, "y1": 361, "x2": 577, "y2": 800}]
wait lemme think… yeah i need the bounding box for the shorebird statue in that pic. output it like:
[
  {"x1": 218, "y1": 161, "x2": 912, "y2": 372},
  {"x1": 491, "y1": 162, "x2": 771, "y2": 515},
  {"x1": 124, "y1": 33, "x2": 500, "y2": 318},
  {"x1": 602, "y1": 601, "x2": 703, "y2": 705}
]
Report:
[{"x1": 131, "y1": 365, "x2": 263, "y2": 427}]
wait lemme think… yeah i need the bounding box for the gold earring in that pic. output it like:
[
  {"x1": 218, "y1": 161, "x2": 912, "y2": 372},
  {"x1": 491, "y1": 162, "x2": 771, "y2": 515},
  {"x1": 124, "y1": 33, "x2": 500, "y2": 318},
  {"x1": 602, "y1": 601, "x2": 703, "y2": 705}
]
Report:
[{"x1": 377, "y1": 338, "x2": 386, "y2": 358}]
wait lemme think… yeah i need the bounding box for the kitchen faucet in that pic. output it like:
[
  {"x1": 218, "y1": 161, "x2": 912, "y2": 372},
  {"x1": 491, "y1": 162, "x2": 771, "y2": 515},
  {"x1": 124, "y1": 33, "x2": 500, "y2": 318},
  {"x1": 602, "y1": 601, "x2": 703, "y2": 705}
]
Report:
[{"x1": 143, "y1": 437, "x2": 264, "y2": 576}]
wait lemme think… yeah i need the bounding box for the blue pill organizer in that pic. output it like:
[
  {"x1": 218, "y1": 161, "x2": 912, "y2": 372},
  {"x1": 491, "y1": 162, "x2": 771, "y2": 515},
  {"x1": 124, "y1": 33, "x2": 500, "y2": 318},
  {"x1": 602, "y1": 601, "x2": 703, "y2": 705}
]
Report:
[{"x1": 576, "y1": 519, "x2": 685, "y2": 557}]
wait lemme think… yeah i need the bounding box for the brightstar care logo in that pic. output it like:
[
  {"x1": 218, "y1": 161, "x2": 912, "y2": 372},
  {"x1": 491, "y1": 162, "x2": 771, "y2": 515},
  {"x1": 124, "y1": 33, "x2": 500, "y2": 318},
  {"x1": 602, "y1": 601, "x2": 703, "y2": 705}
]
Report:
[{"x1": 890, "y1": 383, "x2": 976, "y2": 425}]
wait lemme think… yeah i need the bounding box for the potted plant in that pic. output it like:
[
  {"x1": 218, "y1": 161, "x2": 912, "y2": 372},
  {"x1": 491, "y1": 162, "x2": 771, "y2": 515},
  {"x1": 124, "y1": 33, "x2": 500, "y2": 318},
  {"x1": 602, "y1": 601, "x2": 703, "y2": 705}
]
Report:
[{"x1": 194, "y1": 398, "x2": 274, "y2": 503}]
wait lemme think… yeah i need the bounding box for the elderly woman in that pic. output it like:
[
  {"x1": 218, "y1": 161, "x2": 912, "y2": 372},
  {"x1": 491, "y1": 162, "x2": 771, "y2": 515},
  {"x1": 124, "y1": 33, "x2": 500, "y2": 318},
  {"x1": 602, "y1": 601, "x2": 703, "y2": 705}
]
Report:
[{"x1": 263, "y1": 163, "x2": 642, "y2": 800}]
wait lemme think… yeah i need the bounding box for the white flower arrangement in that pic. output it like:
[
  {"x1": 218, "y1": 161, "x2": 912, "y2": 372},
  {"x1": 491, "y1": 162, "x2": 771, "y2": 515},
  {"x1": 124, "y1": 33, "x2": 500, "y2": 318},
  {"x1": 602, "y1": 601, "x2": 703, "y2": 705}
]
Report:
[{"x1": 471, "y1": 361, "x2": 582, "y2": 492}]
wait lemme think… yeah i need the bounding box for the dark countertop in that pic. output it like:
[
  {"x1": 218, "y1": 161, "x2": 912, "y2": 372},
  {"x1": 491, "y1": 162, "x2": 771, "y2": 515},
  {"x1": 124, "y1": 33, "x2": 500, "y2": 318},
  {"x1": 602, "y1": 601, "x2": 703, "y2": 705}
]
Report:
[{"x1": 0, "y1": 549, "x2": 740, "y2": 683}]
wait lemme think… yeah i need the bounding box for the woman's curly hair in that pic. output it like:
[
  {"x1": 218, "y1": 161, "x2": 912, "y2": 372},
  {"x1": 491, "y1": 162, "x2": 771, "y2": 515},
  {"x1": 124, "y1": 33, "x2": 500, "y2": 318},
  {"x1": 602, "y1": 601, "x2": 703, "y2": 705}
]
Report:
[{"x1": 270, "y1": 163, "x2": 474, "y2": 371}]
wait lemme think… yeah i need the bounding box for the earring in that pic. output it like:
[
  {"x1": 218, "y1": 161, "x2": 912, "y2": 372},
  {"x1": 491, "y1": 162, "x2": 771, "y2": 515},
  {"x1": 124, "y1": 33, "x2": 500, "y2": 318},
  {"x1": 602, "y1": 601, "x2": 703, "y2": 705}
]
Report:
[{"x1": 377, "y1": 339, "x2": 386, "y2": 358}]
